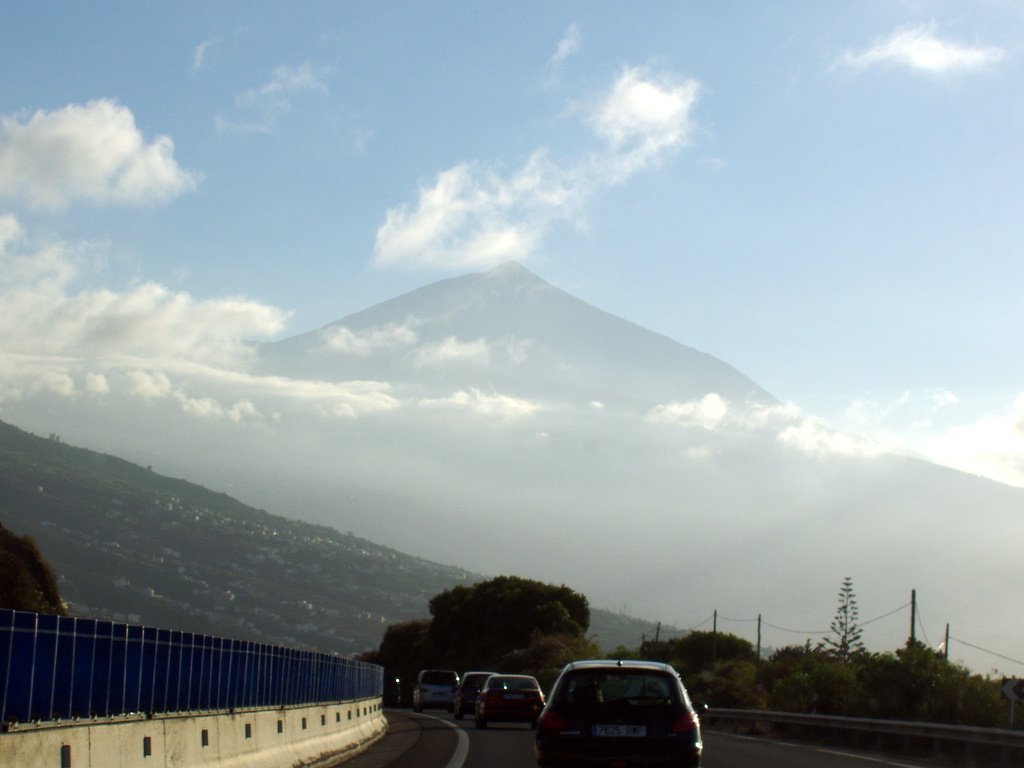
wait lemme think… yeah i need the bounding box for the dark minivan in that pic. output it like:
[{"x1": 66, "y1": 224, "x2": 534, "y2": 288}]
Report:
[{"x1": 535, "y1": 659, "x2": 702, "y2": 767}]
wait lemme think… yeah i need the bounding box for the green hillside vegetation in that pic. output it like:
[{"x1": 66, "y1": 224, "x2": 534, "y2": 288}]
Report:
[
  {"x1": 0, "y1": 522, "x2": 65, "y2": 615},
  {"x1": 0, "y1": 420, "x2": 672, "y2": 653}
]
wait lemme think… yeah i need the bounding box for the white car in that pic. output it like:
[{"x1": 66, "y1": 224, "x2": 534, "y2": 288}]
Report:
[{"x1": 413, "y1": 669, "x2": 459, "y2": 712}]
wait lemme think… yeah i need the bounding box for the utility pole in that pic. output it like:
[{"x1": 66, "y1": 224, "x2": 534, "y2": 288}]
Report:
[
  {"x1": 944, "y1": 623, "x2": 950, "y2": 661},
  {"x1": 655, "y1": 622, "x2": 661, "y2": 643},
  {"x1": 756, "y1": 614, "x2": 762, "y2": 662},
  {"x1": 712, "y1": 610, "x2": 718, "y2": 665},
  {"x1": 910, "y1": 589, "x2": 917, "y2": 645}
]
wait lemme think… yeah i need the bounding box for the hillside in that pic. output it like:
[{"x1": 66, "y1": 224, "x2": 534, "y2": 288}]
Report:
[{"x1": 0, "y1": 420, "x2": 675, "y2": 654}]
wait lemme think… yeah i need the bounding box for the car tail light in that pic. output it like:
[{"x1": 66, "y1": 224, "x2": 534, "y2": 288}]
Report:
[
  {"x1": 537, "y1": 709, "x2": 567, "y2": 731},
  {"x1": 672, "y1": 712, "x2": 699, "y2": 734}
]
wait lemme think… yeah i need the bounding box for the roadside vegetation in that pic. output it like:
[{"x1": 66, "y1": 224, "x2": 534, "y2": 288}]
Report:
[
  {"x1": 365, "y1": 575, "x2": 1012, "y2": 729},
  {"x1": 611, "y1": 632, "x2": 1007, "y2": 728}
]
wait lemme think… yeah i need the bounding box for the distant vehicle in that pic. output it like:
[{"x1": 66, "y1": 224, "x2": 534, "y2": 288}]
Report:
[
  {"x1": 534, "y1": 659, "x2": 703, "y2": 767},
  {"x1": 475, "y1": 673, "x2": 545, "y2": 728},
  {"x1": 454, "y1": 670, "x2": 498, "y2": 720},
  {"x1": 413, "y1": 669, "x2": 459, "y2": 712}
]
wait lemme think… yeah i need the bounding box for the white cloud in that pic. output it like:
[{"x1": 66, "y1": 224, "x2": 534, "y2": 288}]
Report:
[
  {"x1": 845, "y1": 390, "x2": 911, "y2": 429},
  {"x1": 588, "y1": 65, "x2": 699, "y2": 180},
  {"x1": 127, "y1": 370, "x2": 173, "y2": 399},
  {"x1": 646, "y1": 394, "x2": 893, "y2": 460},
  {"x1": 647, "y1": 395, "x2": 804, "y2": 434},
  {"x1": 85, "y1": 372, "x2": 109, "y2": 395},
  {"x1": 835, "y1": 23, "x2": 1006, "y2": 74},
  {"x1": 216, "y1": 63, "x2": 330, "y2": 134},
  {"x1": 420, "y1": 387, "x2": 542, "y2": 419},
  {"x1": 777, "y1": 420, "x2": 888, "y2": 458},
  {"x1": 412, "y1": 336, "x2": 490, "y2": 367},
  {"x1": 373, "y1": 65, "x2": 699, "y2": 270},
  {"x1": 903, "y1": 393, "x2": 1024, "y2": 487},
  {"x1": 193, "y1": 38, "x2": 218, "y2": 71},
  {"x1": 0, "y1": 214, "x2": 21, "y2": 248},
  {"x1": 130, "y1": 363, "x2": 401, "y2": 419},
  {"x1": 502, "y1": 336, "x2": 533, "y2": 363},
  {"x1": 320, "y1": 320, "x2": 419, "y2": 355},
  {"x1": 374, "y1": 152, "x2": 580, "y2": 269},
  {"x1": 549, "y1": 24, "x2": 581, "y2": 67},
  {"x1": 0, "y1": 100, "x2": 198, "y2": 208},
  {"x1": 176, "y1": 394, "x2": 260, "y2": 423},
  {"x1": 647, "y1": 393, "x2": 728, "y2": 430},
  {"x1": 786, "y1": 389, "x2": 1024, "y2": 485}
]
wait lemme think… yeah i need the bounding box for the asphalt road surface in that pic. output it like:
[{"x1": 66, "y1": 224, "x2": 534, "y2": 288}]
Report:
[{"x1": 339, "y1": 710, "x2": 959, "y2": 768}]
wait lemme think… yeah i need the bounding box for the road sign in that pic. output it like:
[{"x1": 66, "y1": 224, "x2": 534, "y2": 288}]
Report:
[{"x1": 1001, "y1": 678, "x2": 1024, "y2": 701}]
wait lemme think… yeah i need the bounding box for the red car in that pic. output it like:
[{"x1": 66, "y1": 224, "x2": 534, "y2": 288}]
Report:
[
  {"x1": 475, "y1": 674, "x2": 545, "y2": 728},
  {"x1": 454, "y1": 670, "x2": 498, "y2": 719}
]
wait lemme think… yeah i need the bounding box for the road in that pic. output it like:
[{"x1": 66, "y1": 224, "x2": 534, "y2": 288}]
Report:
[{"x1": 340, "y1": 710, "x2": 958, "y2": 768}]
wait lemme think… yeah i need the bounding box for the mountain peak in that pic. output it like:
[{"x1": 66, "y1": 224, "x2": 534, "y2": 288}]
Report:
[{"x1": 485, "y1": 260, "x2": 534, "y2": 278}]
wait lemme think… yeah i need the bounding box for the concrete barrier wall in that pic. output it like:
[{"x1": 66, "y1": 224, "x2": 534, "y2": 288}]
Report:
[{"x1": 0, "y1": 697, "x2": 386, "y2": 768}]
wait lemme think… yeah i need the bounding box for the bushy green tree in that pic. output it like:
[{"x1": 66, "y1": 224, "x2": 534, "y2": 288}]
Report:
[
  {"x1": 693, "y1": 659, "x2": 762, "y2": 709},
  {"x1": 665, "y1": 630, "x2": 756, "y2": 677},
  {"x1": 358, "y1": 619, "x2": 431, "y2": 705},
  {"x1": 855, "y1": 642, "x2": 1004, "y2": 726},
  {"x1": 0, "y1": 523, "x2": 65, "y2": 615},
  {"x1": 428, "y1": 575, "x2": 589, "y2": 670},
  {"x1": 497, "y1": 631, "x2": 600, "y2": 690},
  {"x1": 764, "y1": 647, "x2": 859, "y2": 714}
]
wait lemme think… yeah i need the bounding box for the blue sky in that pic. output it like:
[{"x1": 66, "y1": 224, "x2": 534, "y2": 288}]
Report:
[{"x1": 1, "y1": 2, "x2": 1023, "y2": 487}]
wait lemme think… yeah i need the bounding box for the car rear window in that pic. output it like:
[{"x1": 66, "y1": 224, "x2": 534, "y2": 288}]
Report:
[
  {"x1": 421, "y1": 671, "x2": 457, "y2": 686},
  {"x1": 556, "y1": 670, "x2": 679, "y2": 706},
  {"x1": 486, "y1": 676, "x2": 539, "y2": 690}
]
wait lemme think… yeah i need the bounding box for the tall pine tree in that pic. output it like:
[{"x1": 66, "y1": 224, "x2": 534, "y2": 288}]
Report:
[{"x1": 821, "y1": 576, "x2": 864, "y2": 663}]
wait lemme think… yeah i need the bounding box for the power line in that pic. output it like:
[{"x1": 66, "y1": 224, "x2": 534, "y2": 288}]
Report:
[
  {"x1": 714, "y1": 601, "x2": 910, "y2": 637},
  {"x1": 915, "y1": 603, "x2": 931, "y2": 646},
  {"x1": 689, "y1": 615, "x2": 714, "y2": 631},
  {"x1": 950, "y1": 635, "x2": 1024, "y2": 668},
  {"x1": 859, "y1": 602, "x2": 911, "y2": 627},
  {"x1": 762, "y1": 620, "x2": 828, "y2": 635}
]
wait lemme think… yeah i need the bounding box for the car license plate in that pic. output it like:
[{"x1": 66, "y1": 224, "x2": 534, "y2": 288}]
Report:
[
  {"x1": 593, "y1": 724, "x2": 646, "y2": 737},
  {"x1": 504, "y1": 693, "x2": 524, "y2": 699}
]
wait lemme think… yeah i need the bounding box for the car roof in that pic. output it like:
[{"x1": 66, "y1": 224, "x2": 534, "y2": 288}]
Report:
[
  {"x1": 559, "y1": 659, "x2": 680, "y2": 675},
  {"x1": 486, "y1": 673, "x2": 537, "y2": 679}
]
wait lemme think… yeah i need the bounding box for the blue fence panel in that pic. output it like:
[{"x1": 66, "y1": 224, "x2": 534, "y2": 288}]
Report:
[{"x1": 0, "y1": 609, "x2": 382, "y2": 724}]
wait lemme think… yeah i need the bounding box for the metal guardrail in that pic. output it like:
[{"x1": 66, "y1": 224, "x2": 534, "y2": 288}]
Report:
[
  {"x1": 0, "y1": 609, "x2": 383, "y2": 725},
  {"x1": 706, "y1": 708, "x2": 1024, "y2": 763}
]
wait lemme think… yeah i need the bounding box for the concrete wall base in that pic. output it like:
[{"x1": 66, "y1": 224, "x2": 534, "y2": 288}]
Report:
[{"x1": 0, "y1": 698, "x2": 386, "y2": 768}]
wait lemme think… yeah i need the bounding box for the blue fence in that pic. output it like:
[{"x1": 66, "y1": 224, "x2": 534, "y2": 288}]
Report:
[{"x1": 0, "y1": 609, "x2": 383, "y2": 724}]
